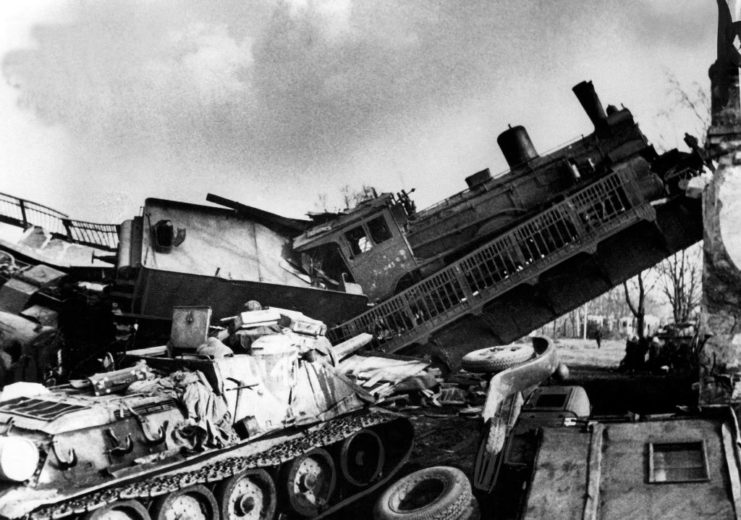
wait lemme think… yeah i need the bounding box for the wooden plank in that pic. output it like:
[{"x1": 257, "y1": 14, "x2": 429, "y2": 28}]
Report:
[
  {"x1": 722, "y1": 422, "x2": 741, "y2": 520},
  {"x1": 582, "y1": 423, "x2": 604, "y2": 520},
  {"x1": 339, "y1": 355, "x2": 429, "y2": 383},
  {"x1": 524, "y1": 428, "x2": 590, "y2": 519},
  {"x1": 333, "y1": 333, "x2": 373, "y2": 361},
  {"x1": 599, "y1": 419, "x2": 734, "y2": 519}
]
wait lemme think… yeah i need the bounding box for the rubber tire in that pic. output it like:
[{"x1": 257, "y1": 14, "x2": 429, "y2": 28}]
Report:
[
  {"x1": 373, "y1": 466, "x2": 472, "y2": 520},
  {"x1": 460, "y1": 344, "x2": 534, "y2": 374},
  {"x1": 215, "y1": 469, "x2": 276, "y2": 520},
  {"x1": 84, "y1": 500, "x2": 151, "y2": 520},
  {"x1": 150, "y1": 484, "x2": 219, "y2": 520},
  {"x1": 459, "y1": 497, "x2": 481, "y2": 520}
]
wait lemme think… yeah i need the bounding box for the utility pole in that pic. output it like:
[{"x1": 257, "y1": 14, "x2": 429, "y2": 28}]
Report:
[{"x1": 583, "y1": 302, "x2": 589, "y2": 340}]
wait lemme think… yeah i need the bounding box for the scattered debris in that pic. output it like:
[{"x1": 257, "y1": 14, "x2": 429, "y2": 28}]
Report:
[{"x1": 339, "y1": 354, "x2": 434, "y2": 399}]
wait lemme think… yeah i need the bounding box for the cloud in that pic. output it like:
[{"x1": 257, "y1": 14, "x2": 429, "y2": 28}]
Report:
[
  {"x1": 4, "y1": 2, "x2": 258, "y2": 161},
  {"x1": 3, "y1": 0, "x2": 617, "y2": 166},
  {"x1": 626, "y1": 0, "x2": 714, "y2": 50},
  {"x1": 0, "y1": 0, "x2": 718, "y2": 220}
]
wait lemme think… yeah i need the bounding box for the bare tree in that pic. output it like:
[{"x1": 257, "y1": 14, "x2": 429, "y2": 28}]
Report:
[
  {"x1": 314, "y1": 192, "x2": 329, "y2": 212},
  {"x1": 623, "y1": 272, "x2": 656, "y2": 340},
  {"x1": 340, "y1": 184, "x2": 377, "y2": 210},
  {"x1": 656, "y1": 245, "x2": 702, "y2": 323},
  {"x1": 665, "y1": 73, "x2": 711, "y2": 138},
  {"x1": 655, "y1": 72, "x2": 711, "y2": 152},
  {"x1": 314, "y1": 185, "x2": 379, "y2": 213},
  {"x1": 624, "y1": 274, "x2": 645, "y2": 339},
  {"x1": 591, "y1": 286, "x2": 630, "y2": 317}
]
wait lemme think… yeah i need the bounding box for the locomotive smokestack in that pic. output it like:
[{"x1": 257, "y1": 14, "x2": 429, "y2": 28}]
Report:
[
  {"x1": 572, "y1": 81, "x2": 608, "y2": 134},
  {"x1": 497, "y1": 125, "x2": 539, "y2": 168}
]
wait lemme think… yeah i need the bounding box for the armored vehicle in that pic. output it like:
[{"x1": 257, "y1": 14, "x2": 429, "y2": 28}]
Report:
[{"x1": 0, "y1": 307, "x2": 413, "y2": 520}]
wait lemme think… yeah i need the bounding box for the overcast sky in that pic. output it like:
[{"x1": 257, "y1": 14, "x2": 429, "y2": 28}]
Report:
[{"x1": 0, "y1": 0, "x2": 716, "y2": 223}]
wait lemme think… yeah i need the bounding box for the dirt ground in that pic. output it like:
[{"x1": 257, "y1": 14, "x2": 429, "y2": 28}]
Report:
[
  {"x1": 335, "y1": 337, "x2": 697, "y2": 519},
  {"x1": 554, "y1": 337, "x2": 696, "y2": 415},
  {"x1": 554, "y1": 337, "x2": 624, "y2": 368}
]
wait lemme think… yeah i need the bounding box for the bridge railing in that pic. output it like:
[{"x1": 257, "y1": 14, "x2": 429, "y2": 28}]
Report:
[
  {"x1": 0, "y1": 192, "x2": 119, "y2": 251},
  {"x1": 328, "y1": 169, "x2": 650, "y2": 352}
]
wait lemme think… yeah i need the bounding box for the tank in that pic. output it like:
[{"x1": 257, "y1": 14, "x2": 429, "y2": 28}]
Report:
[{"x1": 0, "y1": 307, "x2": 414, "y2": 520}]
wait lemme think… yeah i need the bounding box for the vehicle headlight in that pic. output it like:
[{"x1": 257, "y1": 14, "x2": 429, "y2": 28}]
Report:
[{"x1": 0, "y1": 437, "x2": 39, "y2": 482}]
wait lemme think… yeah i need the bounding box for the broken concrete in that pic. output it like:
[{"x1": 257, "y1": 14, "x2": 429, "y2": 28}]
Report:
[
  {"x1": 700, "y1": 151, "x2": 741, "y2": 404},
  {"x1": 698, "y1": 0, "x2": 741, "y2": 405}
]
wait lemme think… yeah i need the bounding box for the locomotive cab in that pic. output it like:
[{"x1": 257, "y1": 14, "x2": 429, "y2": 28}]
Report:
[{"x1": 293, "y1": 194, "x2": 420, "y2": 301}]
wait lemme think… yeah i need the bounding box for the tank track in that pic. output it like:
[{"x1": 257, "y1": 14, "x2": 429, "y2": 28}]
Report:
[{"x1": 28, "y1": 410, "x2": 410, "y2": 520}]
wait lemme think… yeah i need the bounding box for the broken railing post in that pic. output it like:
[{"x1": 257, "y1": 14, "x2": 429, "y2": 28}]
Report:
[{"x1": 17, "y1": 199, "x2": 27, "y2": 229}]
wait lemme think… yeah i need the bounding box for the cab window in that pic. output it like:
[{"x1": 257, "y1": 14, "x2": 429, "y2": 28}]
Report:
[
  {"x1": 368, "y1": 216, "x2": 393, "y2": 244},
  {"x1": 345, "y1": 226, "x2": 372, "y2": 256}
]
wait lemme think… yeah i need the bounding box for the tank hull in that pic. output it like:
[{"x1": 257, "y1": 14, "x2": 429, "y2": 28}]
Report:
[{"x1": 0, "y1": 409, "x2": 412, "y2": 520}]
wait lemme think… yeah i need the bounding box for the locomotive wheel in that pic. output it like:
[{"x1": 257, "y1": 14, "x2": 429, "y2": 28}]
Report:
[
  {"x1": 83, "y1": 500, "x2": 151, "y2": 520},
  {"x1": 340, "y1": 429, "x2": 385, "y2": 487},
  {"x1": 215, "y1": 469, "x2": 277, "y2": 520},
  {"x1": 283, "y1": 448, "x2": 336, "y2": 517},
  {"x1": 150, "y1": 485, "x2": 219, "y2": 520}
]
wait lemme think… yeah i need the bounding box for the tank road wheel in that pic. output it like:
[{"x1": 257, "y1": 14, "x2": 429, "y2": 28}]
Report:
[
  {"x1": 150, "y1": 485, "x2": 219, "y2": 520},
  {"x1": 283, "y1": 448, "x2": 337, "y2": 517},
  {"x1": 340, "y1": 429, "x2": 385, "y2": 487},
  {"x1": 215, "y1": 469, "x2": 277, "y2": 520},
  {"x1": 83, "y1": 500, "x2": 151, "y2": 520}
]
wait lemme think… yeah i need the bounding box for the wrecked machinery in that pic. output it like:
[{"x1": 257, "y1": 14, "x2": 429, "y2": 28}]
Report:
[
  {"x1": 469, "y1": 3, "x2": 741, "y2": 518},
  {"x1": 0, "y1": 306, "x2": 414, "y2": 520},
  {"x1": 469, "y1": 337, "x2": 741, "y2": 519},
  {"x1": 0, "y1": 193, "x2": 370, "y2": 385},
  {"x1": 0, "y1": 78, "x2": 708, "y2": 379},
  {"x1": 317, "y1": 82, "x2": 706, "y2": 361}
]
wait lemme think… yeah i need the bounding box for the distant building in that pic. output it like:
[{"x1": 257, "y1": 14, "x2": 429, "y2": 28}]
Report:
[{"x1": 618, "y1": 314, "x2": 661, "y2": 338}]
